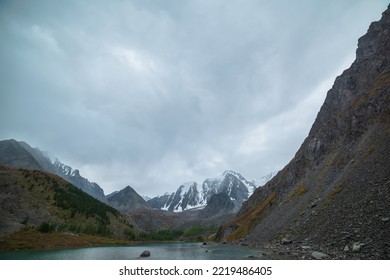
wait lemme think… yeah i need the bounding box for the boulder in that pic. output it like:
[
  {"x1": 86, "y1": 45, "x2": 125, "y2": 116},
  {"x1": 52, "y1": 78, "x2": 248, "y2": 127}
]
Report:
[
  {"x1": 311, "y1": 251, "x2": 329, "y2": 259},
  {"x1": 352, "y1": 242, "x2": 365, "y2": 252},
  {"x1": 281, "y1": 237, "x2": 292, "y2": 245},
  {"x1": 140, "y1": 250, "x2": 151, "y2": 257}
]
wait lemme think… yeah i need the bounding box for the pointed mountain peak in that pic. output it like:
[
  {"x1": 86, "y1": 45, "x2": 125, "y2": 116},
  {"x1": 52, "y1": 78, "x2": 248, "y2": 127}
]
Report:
[
  {"x1": 122, "y1": 185, "x2": 136, "y2": 192},
  {"x1": 106, "y1": 185, "x2": 149, "y2": 212}
]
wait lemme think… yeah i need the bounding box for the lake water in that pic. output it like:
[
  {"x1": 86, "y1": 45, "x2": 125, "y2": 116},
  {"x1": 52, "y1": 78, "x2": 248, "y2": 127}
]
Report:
[{"x1": 0, "y1": 242, "x2": 268, "y2": 260}]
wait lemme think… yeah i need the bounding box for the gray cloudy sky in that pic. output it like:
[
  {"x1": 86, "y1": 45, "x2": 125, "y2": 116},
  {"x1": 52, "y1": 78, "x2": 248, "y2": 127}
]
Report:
[{"x1": 0, "y1": 0, "x2": 388, "y2": 196}]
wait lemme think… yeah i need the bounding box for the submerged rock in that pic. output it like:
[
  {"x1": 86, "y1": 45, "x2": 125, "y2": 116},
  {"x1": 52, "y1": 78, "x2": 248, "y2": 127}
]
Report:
[{"x1": 140, "y1": 250, "x2": 151, "y2": 257}]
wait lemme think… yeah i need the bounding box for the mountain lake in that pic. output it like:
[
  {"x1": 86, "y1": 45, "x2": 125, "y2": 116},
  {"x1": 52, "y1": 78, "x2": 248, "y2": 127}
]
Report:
[{"x1": 0, "y1": 242, "x2": 269, "y2": 260}]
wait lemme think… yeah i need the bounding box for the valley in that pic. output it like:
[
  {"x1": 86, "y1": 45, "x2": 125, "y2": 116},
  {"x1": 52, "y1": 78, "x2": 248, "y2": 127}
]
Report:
[
  {"x1": 0, "y1": 4, "x2": 389, "y2": 260},
  {"x1": 0, "y1": 143, "x2": 264, "y2": 251}
]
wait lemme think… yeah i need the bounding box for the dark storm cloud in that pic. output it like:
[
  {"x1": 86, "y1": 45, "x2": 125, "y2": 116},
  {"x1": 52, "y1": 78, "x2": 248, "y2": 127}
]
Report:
[{"x1": 0, "y1": 0, "x2": 388, "y2": 196}]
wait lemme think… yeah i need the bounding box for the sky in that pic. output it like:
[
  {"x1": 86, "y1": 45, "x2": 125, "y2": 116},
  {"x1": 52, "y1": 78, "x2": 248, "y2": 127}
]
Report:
[{"x1": 0, "y1": 0, "x2": 388, "y2": 197}]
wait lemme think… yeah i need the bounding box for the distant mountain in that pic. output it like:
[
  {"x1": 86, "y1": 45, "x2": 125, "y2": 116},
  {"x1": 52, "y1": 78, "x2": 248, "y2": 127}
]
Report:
[
  {"x1": 251, "y1": 171, "x2": 278, "y2": 187},
  {"x1": 148, "y1": 170, "x2": 256, "y2": 212},
  {"x1": 142, "y1": 195, "x2": 152, "y2": 201},
  {"x1": 106, "y1": 186, "x2": 149, "y2": 212},
  {"x1": 0, "y1": 139, "x2": 105, "y2": 201},
  {"x1": 52, "y1": 159, "x2": 105, "y2": 201},
  {"x1": 217, "y1": 6, "x2": 390, "y2": 259},
  {"x1": 0, "y1": 165, "x2": 136, "y2": 244},
  {"x1": 147, "y1": 192, "x2": 174, "y2": 210}
]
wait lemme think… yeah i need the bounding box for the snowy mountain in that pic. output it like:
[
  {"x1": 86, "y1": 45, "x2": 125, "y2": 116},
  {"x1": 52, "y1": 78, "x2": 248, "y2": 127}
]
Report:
[
  {"x1": 53, "y1": 159, "x2": 106, "y2": 201},
  {"x1": 148, "y1": 170, "x2": 257, "y2": 212},
  {"x1": 142, "y1": 195, "x2": 152, "y2": 201}
]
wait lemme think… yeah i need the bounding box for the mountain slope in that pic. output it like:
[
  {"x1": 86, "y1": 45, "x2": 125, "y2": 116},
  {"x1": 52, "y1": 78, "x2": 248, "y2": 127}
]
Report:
[
  {"x1": 52, "y1": 159, "x2": 105, "y2": 201},
  {"x1": 0, "y1": 165, "x2": 137, "y2": 246},
  {"x1": 0, "y1": 139, "x2": 42, "y2": 171},
  {"x1": 0, "y1": 140, "x2": 105, "y2": 201},
  {"x1": 200, "y1": 193, "x2": 236, "y2": 218},
  {"x1": 218, "y1": 6, "x2": 390, "y2": 259}
]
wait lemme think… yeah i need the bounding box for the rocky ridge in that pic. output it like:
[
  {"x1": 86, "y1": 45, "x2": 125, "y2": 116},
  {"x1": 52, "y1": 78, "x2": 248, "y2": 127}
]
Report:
[{"x1": 218, "y1": 5, "x2": 390, "y2": 259}]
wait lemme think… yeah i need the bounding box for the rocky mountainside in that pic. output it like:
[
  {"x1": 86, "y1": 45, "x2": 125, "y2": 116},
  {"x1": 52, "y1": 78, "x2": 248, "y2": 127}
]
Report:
[
  {"x1": 251, "y1": 171, "x2": 278, "y2": 187},
  {"x1": 0, "y1": 165, "x2": 136, "y2": 245},
  {"x1": 106, "y1": 186, "x2": 150, "y2": 212},
  {"x1": 218, "y1": 6, "x2": 390, "y2": 259},
  {"x1": 148, "y1": 170, "x2": 257, "y2": 212},
  {"x1": 52, "y1": 159, "x2": 105, "y2": 201},
  {"x1": 199, "y1": 193, "x2": 236, "y2": 218},
  {"x1": 0, "y1": 139, "x2": 43, "y2": 171},
  {"x1": 0, "y1": 139, "x2": 105, "y2": 201}
]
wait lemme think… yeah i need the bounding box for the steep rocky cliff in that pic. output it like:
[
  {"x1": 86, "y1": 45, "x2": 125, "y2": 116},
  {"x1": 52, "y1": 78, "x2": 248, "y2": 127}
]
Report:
[{"x1": 218, "y1": 6, "x2": 390, "y2": 259}]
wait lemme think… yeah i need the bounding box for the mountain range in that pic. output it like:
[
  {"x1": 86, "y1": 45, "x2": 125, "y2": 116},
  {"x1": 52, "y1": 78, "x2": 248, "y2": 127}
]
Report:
[
  {"x1": 0, "y1": 139, "x2": 273, "y2": 222},
  {"x1": 147, "y1": 170, "x2": 258, "y2": 212}
]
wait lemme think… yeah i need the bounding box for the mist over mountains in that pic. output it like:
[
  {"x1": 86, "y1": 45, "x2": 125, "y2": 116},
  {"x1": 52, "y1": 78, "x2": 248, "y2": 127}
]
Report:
[
  {"x1": 0, "y1": 139, "x2": 272, "y2": 215},
  {"x1": 0, "y1": 139, "x2": 105, "y2": 201}
]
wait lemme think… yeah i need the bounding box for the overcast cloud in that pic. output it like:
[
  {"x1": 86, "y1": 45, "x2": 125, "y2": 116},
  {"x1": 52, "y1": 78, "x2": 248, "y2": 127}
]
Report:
[{"x1": 0, "y1": 0, "x2": 387, "y2": 196}]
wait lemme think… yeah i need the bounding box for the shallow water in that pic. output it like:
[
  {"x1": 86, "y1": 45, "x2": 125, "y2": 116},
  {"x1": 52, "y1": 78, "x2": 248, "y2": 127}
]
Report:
[{"x1": 0, "y1": 242, "x2": 267, "y2": 260}]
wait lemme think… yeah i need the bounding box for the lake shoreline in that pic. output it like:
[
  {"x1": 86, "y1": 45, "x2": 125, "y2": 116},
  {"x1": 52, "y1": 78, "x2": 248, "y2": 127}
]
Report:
[
  {"x1": 0, "y1": 241, "x2": 268, "y2": 260},
  {"x1": 0, "y1": 230, "x2": 211, "y2": 253},
  {"x1": 1, "y1": 230, "x2": 300, "y2": 260},
  {"x1": 0, "y1": 230, "x2": 137, "y2": 252}
]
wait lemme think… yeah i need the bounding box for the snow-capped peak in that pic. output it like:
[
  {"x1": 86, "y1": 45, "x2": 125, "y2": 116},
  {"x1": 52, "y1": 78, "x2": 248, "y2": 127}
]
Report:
[
  {"x1": 150, "y1": 170, "x2": 257, "y2": 213},
  {"x1": 178, "y1": 181, "x2": 197, "y2": 194},
  {"x1": 221, "y1": 170, "x2": 256, "y2": 196}
]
